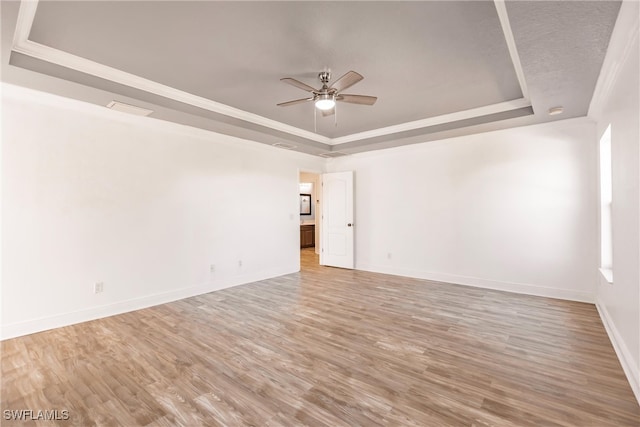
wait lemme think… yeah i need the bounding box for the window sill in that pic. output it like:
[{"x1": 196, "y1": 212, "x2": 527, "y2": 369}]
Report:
[{"x1": 599, "y1": 268, "x2": 613, "y2": 284}]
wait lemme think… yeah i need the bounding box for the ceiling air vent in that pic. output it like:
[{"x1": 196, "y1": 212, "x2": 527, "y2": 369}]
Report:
[
  {"x1": 106, "y1": 101, "x2": 153, "y2": 116},
  {"x1": 272, "y1": 142, "x2": 298, "y2": 150},
  {"x1": 319, "y1": 151, "x2": 349, "y2": 158}
]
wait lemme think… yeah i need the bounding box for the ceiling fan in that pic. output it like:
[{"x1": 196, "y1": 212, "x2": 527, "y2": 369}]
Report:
[{"x1": 277, "y1": 70, "x2": 377, "y2": 116}]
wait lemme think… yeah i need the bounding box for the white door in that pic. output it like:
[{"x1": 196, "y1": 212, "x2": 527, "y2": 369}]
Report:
[{"x1": 321, "y1": 171, "x2": 354, "y2": 269}]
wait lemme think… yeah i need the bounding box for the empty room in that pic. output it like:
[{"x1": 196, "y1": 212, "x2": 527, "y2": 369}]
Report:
[{"x1": 1, "y1": 0, "x2": 639, "y2": 426}]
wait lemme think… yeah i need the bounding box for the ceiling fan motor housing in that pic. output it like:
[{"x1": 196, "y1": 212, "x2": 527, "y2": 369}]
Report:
[{"x1": 319, "y1": 71, "x2": 331, "y2": 85}]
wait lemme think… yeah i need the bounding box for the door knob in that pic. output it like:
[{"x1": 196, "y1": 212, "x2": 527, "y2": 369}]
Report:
[{"x1": 347, "y1": 223, "x2": 353, "y2": 227}]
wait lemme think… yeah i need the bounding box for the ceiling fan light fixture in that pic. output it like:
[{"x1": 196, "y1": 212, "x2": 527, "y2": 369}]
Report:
[{"x1": 315, "y1": 94, "x2": 335, "y2": 110}]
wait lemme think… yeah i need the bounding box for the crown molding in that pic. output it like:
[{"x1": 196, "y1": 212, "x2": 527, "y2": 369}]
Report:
[
  {"x1": 12, "y1": 39, "x2": 333, "y2": 144},
  {"x1": 12, "y1": 0, "x2": 37, "y2": 47},
  {"x1": 12, "y1": 0, "x2": 533, "y2": 149},
  {"x1": 494, "y1": 0, "x2": 530, "y2": 101},
  {"x1": 588, "y1": 0, "x2": 639, "y2": 120},
  {"x1": 330, "y1": 98, "x2": 531, "y2": 145}
]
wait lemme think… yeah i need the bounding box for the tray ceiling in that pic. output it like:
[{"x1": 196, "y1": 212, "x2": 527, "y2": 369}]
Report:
[{"x1": 1, "y1": 1, "x2": 622, "y2": 156}]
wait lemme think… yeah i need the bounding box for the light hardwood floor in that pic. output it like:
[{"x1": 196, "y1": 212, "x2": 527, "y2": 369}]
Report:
[{"x1": 2, "y1": 248, "x2": 639, "y2": 426}]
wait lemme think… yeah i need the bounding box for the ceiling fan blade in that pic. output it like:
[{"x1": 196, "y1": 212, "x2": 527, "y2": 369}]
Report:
[
  {"x1": 321, "y1": 107, "x2": 335, "y2": 117},
  {"x1": 330, "y1": 71, "x2": 363, "y2": 92},
  {"x1": 277, "y1": 98, "x2": 313, "y2": 107},
  {"x1": 336, "y1": 94, "x2": 377, "y2": 105},
  {"x1": 280, "y1": 78, "x2": 317, "y2": 93}
]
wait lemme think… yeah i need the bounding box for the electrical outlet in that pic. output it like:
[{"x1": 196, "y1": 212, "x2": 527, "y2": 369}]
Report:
[
  {"x1": 210, "y1": 264, "x2": 216, "y2": 273},
  {"x1": 387, "y1": 253, "x2": 392, "y2": 260},
  {"x1": 238, "y1": 260, "x2": 243, "y2": 267},
  {"x1": 94, "y1": 282, "x2": 104, "y2": 294}
]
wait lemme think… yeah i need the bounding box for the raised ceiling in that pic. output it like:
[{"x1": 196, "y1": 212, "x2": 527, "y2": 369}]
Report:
[{"x1": 1, "y1": 1, "x2": 622, "y2": 156}]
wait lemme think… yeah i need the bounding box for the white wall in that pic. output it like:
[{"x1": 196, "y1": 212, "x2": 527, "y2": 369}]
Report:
[
  {"x1": 328, "y1": 118, "x2": 598, "y2": 302},
  {"x1": 1, "y1": 84, "x2": 324, "y2": 339},
  {"x1": 591, "y1": 0, "x2": 640, "y2": 403}
]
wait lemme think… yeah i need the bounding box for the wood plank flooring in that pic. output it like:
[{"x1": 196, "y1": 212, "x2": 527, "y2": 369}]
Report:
[{"x1": 2, "y1": 248, "x2": 639, "y2": 426}]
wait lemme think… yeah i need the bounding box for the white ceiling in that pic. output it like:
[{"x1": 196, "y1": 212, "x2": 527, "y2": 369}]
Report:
[{"x1": 1, "y1": 1, "x2": 622, "y2": 156}]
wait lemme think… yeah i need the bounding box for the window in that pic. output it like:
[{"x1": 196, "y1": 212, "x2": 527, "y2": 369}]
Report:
[{"x1": 599, "y1": 124, "x2": 613, "y2": 283}]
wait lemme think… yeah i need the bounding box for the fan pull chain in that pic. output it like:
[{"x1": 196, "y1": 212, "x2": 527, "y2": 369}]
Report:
[
  {"x1": 314, "y1": 106, "x2": 317, "y2": 133},
  {"x1": 335, "y1": 105, "x2": 338, "y2": 127}
]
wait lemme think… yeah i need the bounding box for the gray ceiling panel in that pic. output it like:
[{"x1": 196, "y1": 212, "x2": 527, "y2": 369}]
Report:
[{"x1": 29, "y1": 1, "x2": 522, "y2": 137}]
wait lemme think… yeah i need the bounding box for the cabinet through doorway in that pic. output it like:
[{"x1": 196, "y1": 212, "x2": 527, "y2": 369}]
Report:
[{"x1": 300, "y1": 224, "x2": 315, "y2": 248}]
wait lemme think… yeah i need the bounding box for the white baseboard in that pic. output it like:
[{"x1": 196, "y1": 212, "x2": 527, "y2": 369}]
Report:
[
  {"x1": 596, "y1": 300, "x2": 640, "y2": 406},
  {"x1": 0, "y1": 266, "x2": 296, "y2": 341},
  {"x1": 356, "y1": 264, "x2": 595, "y2": 303}
]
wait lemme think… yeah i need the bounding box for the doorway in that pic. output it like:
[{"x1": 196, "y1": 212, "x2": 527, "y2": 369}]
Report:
[
  {"x1": 298, "y1": 170, "x2": 355, "y2": 270},
  {"x1": 299, "y1": 171, "x2": 321, "y2": 267}
]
